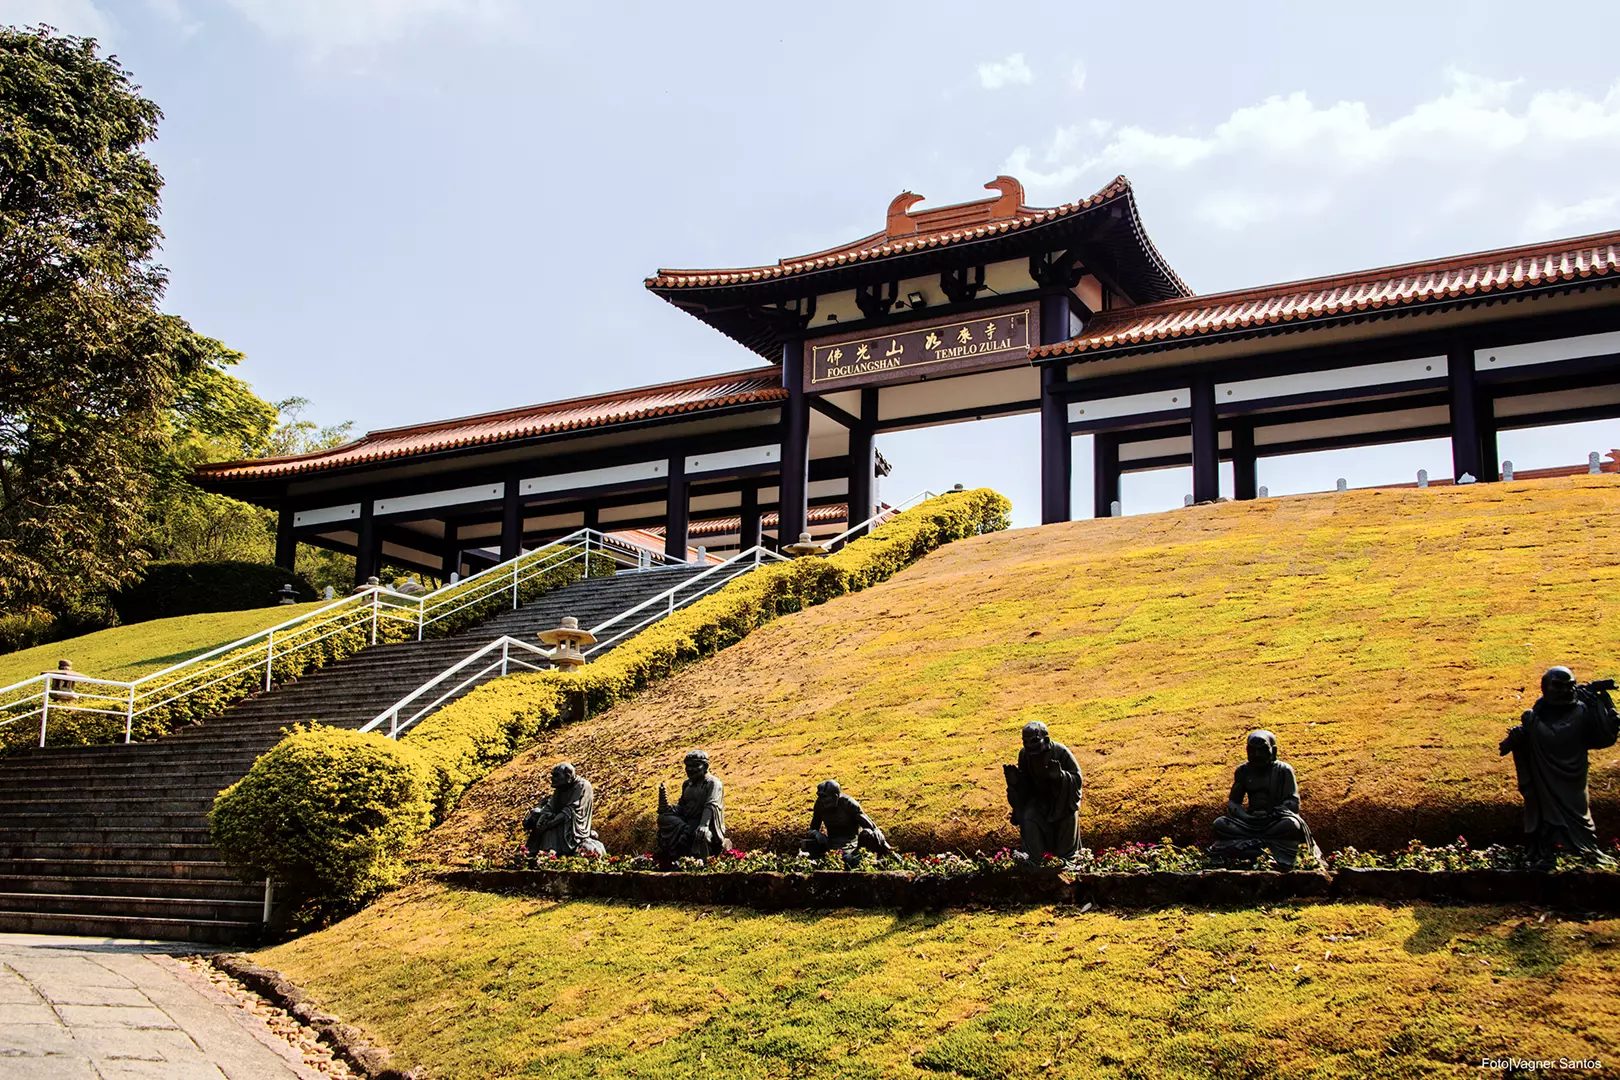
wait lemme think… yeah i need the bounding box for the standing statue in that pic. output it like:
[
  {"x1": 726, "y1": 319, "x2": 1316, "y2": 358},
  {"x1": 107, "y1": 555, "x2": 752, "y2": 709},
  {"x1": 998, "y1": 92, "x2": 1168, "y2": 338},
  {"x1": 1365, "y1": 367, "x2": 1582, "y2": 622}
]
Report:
[
  {"x1": 656, "y1": 749, "x2": 728, "y2": 861},
  {"x1": 1003, "y1": 721, "x2": 1084, "y2": 863},
  {"x1": 799, "y1": 780, "x2": 892, "y2": 862},
  {"x1": 522, "y1": 762, "x2": 606, "y2": 857},
  {"x1": 1209, "y1": 730, "x2": 1322, "y2": 870},
  {"x1": 1500, "y1": 667, "x2": 1619, "y2": 869}
]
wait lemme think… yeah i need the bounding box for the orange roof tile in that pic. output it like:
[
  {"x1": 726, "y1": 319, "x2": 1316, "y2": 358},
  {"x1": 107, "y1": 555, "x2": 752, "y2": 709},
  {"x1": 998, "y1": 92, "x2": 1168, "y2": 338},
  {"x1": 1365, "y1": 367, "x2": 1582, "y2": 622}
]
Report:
[
  {"x1": 197, "y1": 367, "x2": 786, "y2": 482},
  {"x1": 647, "y1": 175, "x2": 1190, "y2": 296},
  {"x1": 1034, "y1": 229, "x2": 1620, "y2": 361}
]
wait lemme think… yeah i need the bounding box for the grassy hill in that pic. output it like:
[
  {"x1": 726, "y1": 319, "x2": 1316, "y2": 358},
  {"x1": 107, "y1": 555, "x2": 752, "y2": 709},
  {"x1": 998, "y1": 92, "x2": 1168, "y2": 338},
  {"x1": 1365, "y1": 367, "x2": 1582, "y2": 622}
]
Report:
[
  {"x1": 259, "y1": 882, "x2": 1620, "y2": 1079},
  {"x1": 0, "y1": 601, "x2": 325, "y2": 689},
  {"x1": 421, "y1": 475, "x2": 1620, "y2": 860}
]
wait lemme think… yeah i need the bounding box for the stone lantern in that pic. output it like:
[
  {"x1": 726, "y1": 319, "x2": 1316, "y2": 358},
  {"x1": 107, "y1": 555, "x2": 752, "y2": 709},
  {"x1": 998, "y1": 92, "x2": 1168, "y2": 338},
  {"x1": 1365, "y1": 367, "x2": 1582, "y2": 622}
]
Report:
[
  {"x1": 538, "y1": 616, "x2": 596, "y2": 669},
  {"x1": 782, "y1": 531, "x2": 825, "y2": 558}
]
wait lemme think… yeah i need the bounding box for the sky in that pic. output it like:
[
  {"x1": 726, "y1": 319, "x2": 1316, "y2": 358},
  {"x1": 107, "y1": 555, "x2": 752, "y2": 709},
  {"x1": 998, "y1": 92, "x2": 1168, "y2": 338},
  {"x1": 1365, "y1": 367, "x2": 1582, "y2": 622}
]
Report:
[{"x1": 7, "y1": 0, "x2": 1620, "y2": 526}]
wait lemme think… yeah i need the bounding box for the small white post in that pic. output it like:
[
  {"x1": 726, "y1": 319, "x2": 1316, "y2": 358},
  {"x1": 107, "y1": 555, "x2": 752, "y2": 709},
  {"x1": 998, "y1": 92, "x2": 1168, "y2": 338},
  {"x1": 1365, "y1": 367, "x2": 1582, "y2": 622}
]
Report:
[
  {"x1": 416, "y1": 596, "x2": 424, "y2": 642},
  {"x1": 1335, "y1": 478, "x2": 1347, "y2": 492},
  {"x1": 124, "y1": 683, "x2": 135, "y2": 744},
  {"x1": 1590, "y1": 452, "x2": 1603, "y2": 475},
  {"x1": 1501, "y1": 460, "x2": 1514, "y2": 481},
  {"x1": 1458, "y1": 472, "x2": 1477, "y2": 485},
  {"x1": 501, "y1": 638, "x2": 510, "y2": 677},
  {"x1": 370, "y1": 590, "x2": 379, "y2": 644},
  {"x1": 583, "y1": 533, "x2": 591, "y2": 578},
  {"x1": 1109, "y1": 500, "x2": 1121, "y2": 518},
  {"x1": 262, "y1": 879, "x2": 274, "y2": 924},
  {"x1": 38, "y1": 675, "x2": 51, "y2": 748},
  {"x1": 323, "y1": 585, "x2": 334, "y2": 601},
  {"x1": 1417, "y1": 469, "x2": 1429, "y2": 488},
  {"x1": 1183, "y1": 494, "x2": 1194, "y2": 507},
  {"x1": 1258, "y1": 486, "x2": 1269, "y2": 498},
  {"x1": 512, "y1": 556, "x2": 519, "y2": 610},
  {"x1": 264, "y1": 630, "x2": 274, "y2": 692}
]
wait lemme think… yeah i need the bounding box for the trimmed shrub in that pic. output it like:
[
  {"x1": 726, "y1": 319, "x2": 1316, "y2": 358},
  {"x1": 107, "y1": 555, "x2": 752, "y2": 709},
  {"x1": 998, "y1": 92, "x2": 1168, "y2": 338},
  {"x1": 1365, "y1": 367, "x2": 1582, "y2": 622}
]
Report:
[
  {"x1": 211, "y1": 488, "x2": 1010, "y2": 918},
  {"x1": 112, "y1": 561, "x2": 316, "y2": 625},
  {"x1": 210, "y1": 725, "x2": 436, "y2": 922}
]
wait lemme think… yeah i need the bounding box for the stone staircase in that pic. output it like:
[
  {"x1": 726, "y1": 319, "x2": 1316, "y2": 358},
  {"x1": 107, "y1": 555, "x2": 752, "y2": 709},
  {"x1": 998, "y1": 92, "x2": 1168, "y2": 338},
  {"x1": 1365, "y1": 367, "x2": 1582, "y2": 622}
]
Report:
[{"x1": 0, "y1": 562, "x2": 719, "y2": 943}]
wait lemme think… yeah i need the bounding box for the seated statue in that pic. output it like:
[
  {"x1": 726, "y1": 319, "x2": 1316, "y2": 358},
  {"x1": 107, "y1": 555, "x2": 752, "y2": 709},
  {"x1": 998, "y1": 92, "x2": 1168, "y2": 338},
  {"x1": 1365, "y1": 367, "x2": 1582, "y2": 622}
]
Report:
[
  {"x1": 523, "y1": 762, "x2": 606, "y2": 857},
  {"x1": 1210, "y1": 730, "x2": 1321, "y2": 870},
  {"x1": 656, "y1": 749, "x2": 728, "y2": 861},
  {"x1": 799, "y1": 780, "x2": 892, "y2": 862},
  {"x1": 1500, "y1": 666, "x2": 1619, "y2": 869},
  {"x1": 1003, "y1": 721, "x2": 1084, "y2": 863}
]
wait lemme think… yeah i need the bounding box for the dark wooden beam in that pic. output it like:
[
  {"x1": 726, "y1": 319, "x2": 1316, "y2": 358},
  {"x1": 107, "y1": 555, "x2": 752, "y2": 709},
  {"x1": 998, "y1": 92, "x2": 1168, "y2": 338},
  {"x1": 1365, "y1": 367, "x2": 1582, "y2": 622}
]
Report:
[
  {"x1": 1190, "y1": 374, "x2": 1219, "y2": 502},
  {"x1": 779, "y1": 338, "x2": 810, "y2": 545},
  {"x1": 274, "y1": 507, "x2": 296, "y2": 571},
  {"x1": 665, "y1": 454, "x2": 688, "y2": 560},
  {"x1": 809, "y1": 397, "x2": 860, "y2": 429},
  {"x1": 1093, "y1": 432, "x2": 1120, "y2": 519},
  {"x1": 1232, "y1": 421, "x2": 1258, "y2": 501},
  {"x1": 1447, "y1": 343, "x2": 1483, "y2": 482}
]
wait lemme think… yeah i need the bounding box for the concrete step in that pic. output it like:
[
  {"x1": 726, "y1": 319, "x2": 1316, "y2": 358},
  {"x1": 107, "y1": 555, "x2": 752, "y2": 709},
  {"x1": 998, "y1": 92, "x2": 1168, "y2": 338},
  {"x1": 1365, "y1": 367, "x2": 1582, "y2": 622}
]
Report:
[
  {"x1": 0, "y1": 826, "x2": 211, "y2": 846},
  {"x1": 0, "y1": 907, "x2": 261, "y2": 945},
  {"x1": 0, "y1": 842, "x2": 221, "y2": 862},
  {"x1": 0, "y1": 875, "x2": 261, "y2": 901},
  {"x1": 0, "y1": 813, "x2": 208, "y2": 831},
  {"x1": 0, "y1": 857, "x2": 240, "y2": 882},
  {"x1": 0, "y1": 890, "x2": 259, "y2": 921}
]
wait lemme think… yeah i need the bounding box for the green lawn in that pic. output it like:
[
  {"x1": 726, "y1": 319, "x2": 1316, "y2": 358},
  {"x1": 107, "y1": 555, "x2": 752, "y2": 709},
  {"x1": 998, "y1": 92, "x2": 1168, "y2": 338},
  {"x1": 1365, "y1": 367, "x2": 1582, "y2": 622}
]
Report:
[
  {"x1": 0, "y1": 601, "x2": 326, "y2": 689},
  {"x1": 260, "y1": 881, "x2": 1620, "y2": 1079}
]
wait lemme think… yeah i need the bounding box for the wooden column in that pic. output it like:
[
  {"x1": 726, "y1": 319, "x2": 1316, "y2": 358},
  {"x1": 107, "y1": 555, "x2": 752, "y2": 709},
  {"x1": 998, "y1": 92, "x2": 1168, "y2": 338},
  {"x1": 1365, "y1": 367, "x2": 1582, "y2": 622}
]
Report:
[
  {"x1": 498, "y1": 482, "x2": 522, "y2": 563},
  {"x1": 274, "y1": 506, "x2": 296, "y2": 571},
  {"x1": 354, "y1": 500, "x2": 378, "y2": 585},
  {"x1": 847, "y1": 388, "x2": 877, "y2": 539},
  {"x1": 1447, "y1": 344, "x2": 1483, "y2": 482},
  {"x1": 1038, "y1": 290, "x2": 1074, "y2": 525},
  {"x1": 1479, "y1": 393, "x2": 1500, "y2": 482},
  {"x1": 665, "y1": 454, "x2": 689, "y2": 561},
  {"x1": 1092, "y1": 432, "x2": 1120, "y2": 519},
  {"x1": 1232, "y1": 421, "x2": 1258, "y2": 501},
  {"x1": 779, "y1": 337, "x2": 810, "y2": 545},
  {"x1": 440, "y1": 525, "x2": 460, "y2": 579},
  {"x1": 739, "y1": 483, "x2": 761, "y2": 550},
  {"x1": 1190, "y1": 374, "x2": 1219, "y2": 503}
]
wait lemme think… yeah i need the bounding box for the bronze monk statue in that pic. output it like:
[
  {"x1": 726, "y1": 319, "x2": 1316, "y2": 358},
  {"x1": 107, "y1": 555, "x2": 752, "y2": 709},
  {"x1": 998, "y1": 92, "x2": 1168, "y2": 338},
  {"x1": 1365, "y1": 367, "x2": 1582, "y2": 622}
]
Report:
[
  {"x1": 799, "y1": 780, "x2": 892, "y2": 863},
  {"x1": 523, "y1": 762, "x2": 606, "y2": 857},
  {"x1": 1003, "y1": 721, "x2": 1083, "y2": 863},
  {"x1": 1500, "y1": 667, "x2": 1619, "y2": 869},
  {"x1": 656, "y1": 749, "x2": 728, "y2": 861},
  {"x1": 1209, "y1": 730, "x2": 1321, "y2": 870}
]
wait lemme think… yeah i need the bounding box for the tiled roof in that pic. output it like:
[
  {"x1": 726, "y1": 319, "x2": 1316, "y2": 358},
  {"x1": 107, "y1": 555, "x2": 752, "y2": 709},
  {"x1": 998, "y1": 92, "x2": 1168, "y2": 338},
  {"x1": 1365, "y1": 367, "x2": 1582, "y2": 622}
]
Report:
[
  {"x1": 197, "y1": 368, "x2": 787, "y2": 481},
  {"x1": 1034, "y1": 229, "x2": 1620, "y2": 360},
  {"x1": 647, "y1": 175, "x2": 1189, "y2": 296},
  {"x1": 663, "y1": 502, "x2": 854, "y2": 539}
]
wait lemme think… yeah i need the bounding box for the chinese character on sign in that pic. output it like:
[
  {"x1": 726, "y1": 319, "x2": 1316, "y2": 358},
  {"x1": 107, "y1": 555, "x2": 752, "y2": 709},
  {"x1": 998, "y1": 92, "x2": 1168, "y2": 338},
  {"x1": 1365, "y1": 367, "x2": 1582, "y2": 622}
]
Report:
[
  {"x1": 884, "y1": 339, "x2": 904, "y2": 358},
  {"x1": 924, "y1": 332, "x2": 941, "y2": 350},
  {"x1": 984, "y1": 321, "x2": 997, "y2": 339},
  {"x1": 855, "y1": 343, "x2": 871, "y2": 362},
  {"x1": 957, "y1": 326, "x2": 972, "y2": 345},
  {"x1": 827, "y1": 347, "x2": 843, "y2": 364}
]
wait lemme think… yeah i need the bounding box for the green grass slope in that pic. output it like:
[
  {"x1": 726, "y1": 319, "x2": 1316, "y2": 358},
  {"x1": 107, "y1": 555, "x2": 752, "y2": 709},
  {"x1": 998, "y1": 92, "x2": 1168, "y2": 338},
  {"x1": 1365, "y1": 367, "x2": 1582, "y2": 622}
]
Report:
[
  {"x1": 259, "y1": 882, "x2": 1620, "y2": 1079},
  {"x1": 0, "y1": 600, "x2": 324, "y2": 688},
  {"x1": 422, "y1": 475, "x2": 1620, "y2": 860}
]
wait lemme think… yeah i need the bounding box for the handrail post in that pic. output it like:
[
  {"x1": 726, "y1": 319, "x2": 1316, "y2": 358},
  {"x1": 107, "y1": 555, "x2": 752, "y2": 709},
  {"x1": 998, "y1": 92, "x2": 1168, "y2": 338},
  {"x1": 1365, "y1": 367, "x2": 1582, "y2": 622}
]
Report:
[
  {"x1": 264, "y1": 630, "x2": 274, "y2": 692},
  {"x1": 501, "y1": 638, "x2": 510, "y2": 676},
  {"x1": 583, "y1": 534, "x2": 591, "y2": 579},
  {"x1": 371, "y1": 590, "x2": 379, "y2": 645},
  {"x1": 512, "y1": 556, "x2": 519, "y2": 610},
  {"x1": 389, "y1": 709, "x2": 397, "y2": 739},
  {"x1": 39, "y1": 675, "x2": 51, "y2": 748},
  {"x1": 416, "y1": 597, "x2": 424, "y2": 642},
  {"x1": 124, "y1": 683, "x2": 135, "y2": 744}
]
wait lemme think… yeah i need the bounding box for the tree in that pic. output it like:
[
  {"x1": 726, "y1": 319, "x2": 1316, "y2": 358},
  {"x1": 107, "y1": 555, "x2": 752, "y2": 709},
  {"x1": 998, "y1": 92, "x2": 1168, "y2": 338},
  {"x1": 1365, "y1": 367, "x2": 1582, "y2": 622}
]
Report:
[{"x1": 0, "y1": 25, "x2": 242, "y2": 617}]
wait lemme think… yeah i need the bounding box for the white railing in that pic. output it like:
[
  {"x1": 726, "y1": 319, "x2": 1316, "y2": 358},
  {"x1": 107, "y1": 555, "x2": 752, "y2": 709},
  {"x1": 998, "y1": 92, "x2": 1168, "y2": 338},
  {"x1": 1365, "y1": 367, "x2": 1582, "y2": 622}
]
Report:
[
  {"x1": 360, "y1": 635, "x2": 553, "y2": 738},
  {"x1": 363, "y1": 543, "x2": 790, "y2": 739},
  {"x1": 820, "y1": 489, "x2": 937, "y2": 552},
  {"x1": 0, "y1": 528, "x2": 675, "y2": 749}
]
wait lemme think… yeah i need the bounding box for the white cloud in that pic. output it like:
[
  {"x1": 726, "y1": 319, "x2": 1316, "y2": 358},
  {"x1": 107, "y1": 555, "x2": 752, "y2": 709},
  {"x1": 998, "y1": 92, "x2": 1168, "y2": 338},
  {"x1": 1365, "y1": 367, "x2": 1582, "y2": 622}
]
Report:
[
  {"x1": 222, "y1": 0, "x2": 512, "y2": 55},
  {"x1": 977, "y1": 52, "x2": 1032, "y2": 90},
  {"x1": 1068, "y1": 60, "x2": 1086, "y2": 92},
  {"x1": 1005, "y1": 70, "x2": 1620, "y2": 289},
  {"x1": 0, "y1": 0, "x2": 114, "y2": 40}
]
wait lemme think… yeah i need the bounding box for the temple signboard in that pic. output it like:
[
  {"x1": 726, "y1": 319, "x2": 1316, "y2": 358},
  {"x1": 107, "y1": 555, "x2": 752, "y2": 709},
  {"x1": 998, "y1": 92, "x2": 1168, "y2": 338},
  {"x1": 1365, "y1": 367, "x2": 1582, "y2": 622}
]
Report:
[{"x1": 808, "y1": 304, "x2": 1034, "y2": 391}]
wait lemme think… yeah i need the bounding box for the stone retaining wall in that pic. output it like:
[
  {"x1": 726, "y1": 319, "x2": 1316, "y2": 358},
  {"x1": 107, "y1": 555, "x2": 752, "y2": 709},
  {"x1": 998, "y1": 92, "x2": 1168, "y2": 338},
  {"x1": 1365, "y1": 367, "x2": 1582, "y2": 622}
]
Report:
[{"x1": 439, "y1": 867, "x2": 1618, "y2": 912}]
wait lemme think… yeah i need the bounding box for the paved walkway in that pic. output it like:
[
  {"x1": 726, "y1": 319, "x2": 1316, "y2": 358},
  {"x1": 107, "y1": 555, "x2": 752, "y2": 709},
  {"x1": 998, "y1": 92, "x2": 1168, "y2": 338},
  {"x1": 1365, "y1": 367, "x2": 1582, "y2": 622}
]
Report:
[{"x1": 0, "y1": 933, "x2": 334, "y2": 1079}]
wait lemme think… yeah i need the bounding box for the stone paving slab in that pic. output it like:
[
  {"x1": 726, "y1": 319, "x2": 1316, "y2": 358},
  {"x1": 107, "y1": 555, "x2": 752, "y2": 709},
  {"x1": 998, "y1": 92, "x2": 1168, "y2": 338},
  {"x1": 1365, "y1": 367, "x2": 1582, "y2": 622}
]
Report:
[{"x1": 0, "y1": 933, "x2": 331, "y2": 1080}]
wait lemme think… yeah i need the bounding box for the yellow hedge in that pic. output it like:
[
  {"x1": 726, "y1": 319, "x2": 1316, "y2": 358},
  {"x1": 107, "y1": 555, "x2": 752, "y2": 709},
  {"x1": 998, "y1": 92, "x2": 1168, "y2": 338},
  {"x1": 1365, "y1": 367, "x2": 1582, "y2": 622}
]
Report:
[{"x1": 214, "y1": 489, "x2": 1009, "y2": 910}]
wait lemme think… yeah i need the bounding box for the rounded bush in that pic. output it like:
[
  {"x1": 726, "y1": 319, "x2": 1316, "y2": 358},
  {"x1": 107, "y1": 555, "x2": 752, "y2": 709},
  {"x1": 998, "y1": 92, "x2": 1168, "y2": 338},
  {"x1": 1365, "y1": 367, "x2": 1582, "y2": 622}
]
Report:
[{"x1": 210, "y1": 724, "x2": 435, "y2": 919}]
